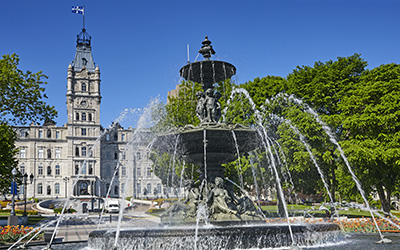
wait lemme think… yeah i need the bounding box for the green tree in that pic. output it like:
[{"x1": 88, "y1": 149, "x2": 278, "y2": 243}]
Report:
[
  {"x1": 0, "y1": 54, "x2": 57, "y2": 194},
  {"x1": 0, "y1": 123, "x2": 18, "y2": 194},
  {"x1": 0, "y1": 54, "x2": 57, "y2": 125},
  {"x1": 339, "y1": 63, "x2": 400, "y2": 213}
]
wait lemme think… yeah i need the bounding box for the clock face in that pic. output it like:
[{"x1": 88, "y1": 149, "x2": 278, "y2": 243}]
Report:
[{"x1": 80, "y1": 101, "x2": 87, "y2": 107}]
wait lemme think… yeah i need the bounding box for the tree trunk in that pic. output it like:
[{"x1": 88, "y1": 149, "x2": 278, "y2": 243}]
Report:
[
  {"x1": 330, "y1": 166, "x2": 336, "y2": 203},
  {"x1": 276, "y1": 183, "x2": 285, "y2": 217},
  {"x1": 376, "y1": 184, "x2": 391, "y2": 214}
]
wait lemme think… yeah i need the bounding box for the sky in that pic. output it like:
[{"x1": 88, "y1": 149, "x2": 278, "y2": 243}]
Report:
[{"x1": 2, "y1": 0, "x2": 400, "y2": 128}]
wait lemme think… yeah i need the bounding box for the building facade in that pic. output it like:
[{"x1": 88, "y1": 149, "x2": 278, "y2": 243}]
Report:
[{"x1": 14, "y1": 29, "x2": 164, "y2": 200}]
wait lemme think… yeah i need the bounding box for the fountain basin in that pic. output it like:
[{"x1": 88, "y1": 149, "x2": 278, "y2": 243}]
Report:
[
  {"x1": 88, "y1": 223, "x2": 340, "y2": 249},
  {"x1": 180, "y1": 60, "x2": 236, "y2": 88}
]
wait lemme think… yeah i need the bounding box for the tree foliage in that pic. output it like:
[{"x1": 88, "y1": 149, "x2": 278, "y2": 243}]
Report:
[
  {"x1": 0, "y1": 54, "x2": 57, "y2": 125},
  {"x1": 0, "y1": 54, "x2": 57, "y2": 195}
]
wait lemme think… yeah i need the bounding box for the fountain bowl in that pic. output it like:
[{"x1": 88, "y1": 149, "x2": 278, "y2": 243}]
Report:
[
  {"x1": 88, "y1": 222, "x2": 340, "y2": 249},
  {"x1": 179, "y1": 60, "x2": 236, "y2": 87}
]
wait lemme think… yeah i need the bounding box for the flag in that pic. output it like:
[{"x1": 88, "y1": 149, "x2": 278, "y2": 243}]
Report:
[
  {"x1": 72, "y1": 6, "x2": 84, "y2": 15},
  {"x1": 11, "y1": 181, "x2": 18, "y2": 195}
]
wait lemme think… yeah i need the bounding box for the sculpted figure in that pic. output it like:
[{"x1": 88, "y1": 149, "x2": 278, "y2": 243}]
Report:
[
  {"x1": 195, "y1": 91, "x2": 206, "y2": 122},
  {"x1": 205, "y1": 89, "x2": 218, "y2": 123},
  {"x1": 208, "y1": 177, "x2": 237, "y2": 216},
  {"x1": 161, "y1": 180, "x2": 200, "y2": 218}
]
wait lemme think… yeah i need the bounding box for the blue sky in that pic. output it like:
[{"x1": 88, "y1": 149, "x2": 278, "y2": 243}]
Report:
[{"x1": 2, "y1": 0, "x2": 400, "y2": 128}]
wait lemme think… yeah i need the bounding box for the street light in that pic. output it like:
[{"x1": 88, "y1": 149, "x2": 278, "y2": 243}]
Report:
[
  {"x1": 20, "y1": 173, "x2": 34, "y2": 217},
  {"x1": 11, "y1": 168, "x2": 17, "y2": 216}
]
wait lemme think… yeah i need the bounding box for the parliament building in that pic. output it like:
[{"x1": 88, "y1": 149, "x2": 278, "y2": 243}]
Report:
[{"x1": 14, "y1": 29, "x2": 165, "y2": 200}]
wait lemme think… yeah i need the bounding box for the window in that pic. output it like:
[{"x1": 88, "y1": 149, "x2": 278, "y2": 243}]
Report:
[
  {"x1": 81, "y1": 163, "x2": 87, "y2": 175},
  {"x1": 136, "y1": 152, "x2": 141, "y2": 160},
  {"x1": 75, "y1": 147, "x2": 80, "y2": 156},
  {"x1": 81, "y1": 147, "x2": 87, "y2": 157},
  {"x1": 76, "y1": 113, "x2": 79, "y2": 120},
  {"x1": 82, "y1": 82, "x2": 87, "y2": 92},
  {"x1": 55, "y1": 148, "x2": 61, "y2": 158},
  {"x1": 121, "y1": 166, "x2": 126, "y2": 176},
  {"x1": 20, "y1": 148, "x2": 26, "y2": 158},
  {"x1": 147, "y1": 167, "x2": 151, "y2": 176},
  {"x1": 56, "y1": 131, "x2": 60, "y2": 139},
  {"x1": 137, "y1": 183, "x2": 141, "y2": 195},
  {"x1": 47, "y1": 166, "x2": 52, "y2": 175},
  {"x1": 114, "y1": 152, "x2": 118, "y2": 159},
  {"x1": 19, "y1": 165, "x2": 25, "y2": 175},
  {"x1": 55, "y1": 165, "x2": 60, "y2": 175},
  {"x1": 20, "y1": 130, "x2": 28, "y2": 138},
  {"x1": 38, "y1": 148, "x2": 44, "y2": 158},
  {"x1": 88, "y1": 113, "x2": 92, "y2": 121},
  {"x1": 121, "y1": 134, "x2": 125, "y2": 141},
  {"x1": 121, "y1": 152, "x2": 126, "y2": 160},
  {"x1": 121, "y1": 183, "x2": 125, "y2": 194},
  {"x1": 114, "y1": 185, "x2": 118, "y2": 195},
  {"x1": 38, "y1": 165, "x2": 43, "y2": 175},
  {"x1": 47, "y1": 129, "x2": 51, "y2": 138},
  {"x1": 81, "y1": 128, "x2": 87, "y2": 136},
  {"x1": 137, "y1": 167, "x2": 141, "y2": 177},
  {"x1": 82, "y1": 113, "x2": 86, "y2": 121},
  {"x1": 55, "y1": 183, "x2": 60, "y2": 195},
  {"x1": 20, "y1": 184, "x2": 25, "y2": 195},
  {"x1": 38, "y1": 130, "x2": 43, "y2": 138},
  {"x1": 146, "y1": 183, "x2": 152, "y2": 195},
  {"x1": 38, "y1": 183, "x2": 43, "y2": 194},
  {"x1": 157, "y1": 183, "x2": 162, "y2": 194}
]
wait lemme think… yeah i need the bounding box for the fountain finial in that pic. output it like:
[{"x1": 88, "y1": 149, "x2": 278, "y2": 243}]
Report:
[{"x1": 198, "y1": 36, "x2": 215, "y2": 60}]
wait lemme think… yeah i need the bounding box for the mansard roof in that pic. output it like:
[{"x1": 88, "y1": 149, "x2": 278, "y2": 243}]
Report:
[{"x1": 72, "y1": 28, "x2": 96, "y2": 72}]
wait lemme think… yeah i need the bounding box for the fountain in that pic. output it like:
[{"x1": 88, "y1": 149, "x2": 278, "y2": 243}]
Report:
[{"x1": 87, "y1": 37, "x2": 340, "y2": 249}]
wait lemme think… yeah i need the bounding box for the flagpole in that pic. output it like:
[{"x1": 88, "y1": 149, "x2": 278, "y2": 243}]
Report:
[{"x1": 83, "y1": 5, "x2": 85, "y2": 29}]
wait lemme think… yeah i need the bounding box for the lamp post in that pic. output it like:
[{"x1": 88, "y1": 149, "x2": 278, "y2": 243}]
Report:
[
  {"x1": 63, "y1": 177, "x2": 69, "y2": 198},
  {"x1": 20, "y1": 173, "x2": 34, "y2": 217},
  {"x1": 8, "y1": 168, "x2": 18, "y2": 226},
  {"x1": 11, "y1": 168, "x2": 17, "y2": 216}
]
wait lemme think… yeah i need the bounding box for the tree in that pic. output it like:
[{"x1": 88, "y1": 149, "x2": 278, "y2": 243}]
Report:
[
  {"x1": 0, "y1": 54, "x2": 57, "y2": 125},
  {"x1": 0, "y1": 124, "x2": 18, "y2": 194},
  {"x1": 339, "y1": 63, "x2": 400, "y2": 213},
  {"x1": 0, "y1": 54, "x2": 57, "y2": 194}
]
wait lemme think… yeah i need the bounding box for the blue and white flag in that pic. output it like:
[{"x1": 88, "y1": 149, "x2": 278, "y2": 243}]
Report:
[{"x1": 72, "y1": 6, "x2": 84, "y2": 15}]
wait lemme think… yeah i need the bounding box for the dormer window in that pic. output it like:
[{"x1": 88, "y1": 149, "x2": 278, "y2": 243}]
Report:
[{"x1": 82, "y1": 82, "x2": 87, "y2": 92}]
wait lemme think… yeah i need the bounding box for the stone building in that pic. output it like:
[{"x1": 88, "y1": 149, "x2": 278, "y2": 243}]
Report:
[{"x1": 14, "y1": 29, "x2": 164, "y2": 200}]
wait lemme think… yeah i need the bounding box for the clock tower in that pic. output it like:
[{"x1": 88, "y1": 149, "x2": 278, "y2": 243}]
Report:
[{"x1": 66, "y1": 28, "x2": 101, "y2": 196}]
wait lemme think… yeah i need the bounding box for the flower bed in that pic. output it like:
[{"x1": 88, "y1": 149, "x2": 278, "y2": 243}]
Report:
[{"x1": 0, "y1": 225, "x2": 43, "y2": 244}]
